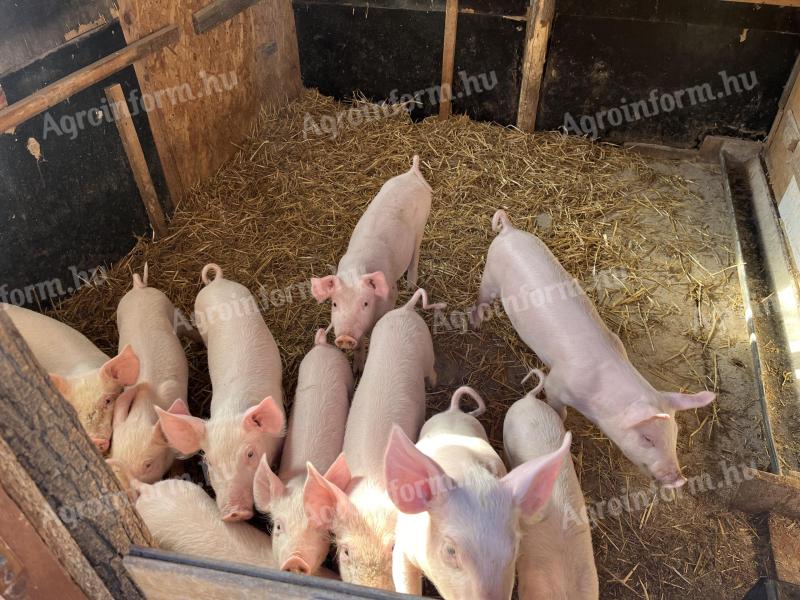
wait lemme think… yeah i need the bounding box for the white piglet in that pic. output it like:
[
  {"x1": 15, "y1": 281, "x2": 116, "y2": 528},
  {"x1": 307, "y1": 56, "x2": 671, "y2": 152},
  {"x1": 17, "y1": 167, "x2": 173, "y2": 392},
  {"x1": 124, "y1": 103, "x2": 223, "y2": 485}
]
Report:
[
  {"x1": 311, "y1": 155, "x2": 432, "y2": 370},
  {"x1": 385, "y1": 386, "x2": 571, "y2": 600},
  {"x1": 470, "y1": 210, "x2": 715, "y2": 487},
  {"x1": 302, "y1": 289, "x2": 442, "y2": 590},
  {"x1": 157, "y1": 264, "x2": 285, "y2": 521},
  {"x1": 253, "y1": 328, "x2": 353, "y2": 576},
  {"x1": 111, "y1": 266, "x2": 191, "y2": 483},
  {"x1": 135, "y1": 478, "x2": 277, "y2": 568},
  {"x1": 2, "y1": 302, "x2": 140, "y2": 452},
  {"x1": 504, "y1": 372, "x2": 599, "y2": 600}
]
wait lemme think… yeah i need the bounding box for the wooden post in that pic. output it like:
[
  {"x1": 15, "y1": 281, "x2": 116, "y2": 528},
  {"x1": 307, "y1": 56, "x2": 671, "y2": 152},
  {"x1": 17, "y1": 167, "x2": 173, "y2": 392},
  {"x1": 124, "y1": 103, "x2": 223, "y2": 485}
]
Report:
[
  {"x1": 0, "y1": 24, "x2": 179, "y2": 133},
  {"x1": 0, "y1": 310, "x2": 153, "y2": 599},
  {"x1": 439, "y1": 0, "x2": 459, "y2": 119},
  {"x1": 104, "y1": 84, "x2": 169, "y2": 239},
  {"x1": 516, "y1": 0, "x2": 555, "y2": 132},
  {"x1": 730, "y1": 467, "x2": 800, "y2": 518}
]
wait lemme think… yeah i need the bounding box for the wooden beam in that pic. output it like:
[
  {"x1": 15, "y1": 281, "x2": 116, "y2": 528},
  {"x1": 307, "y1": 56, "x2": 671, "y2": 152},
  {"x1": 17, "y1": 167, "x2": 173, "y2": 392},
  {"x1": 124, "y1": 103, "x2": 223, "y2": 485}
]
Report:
[
  {"x1": 516, "y1": 0, "x2": 555, "y2": 132},
  {"x1": 0, "y1": 483, "x2": 87, "y2": 600},
  {"x1": 0, "y1": 310, "x2": 153, "y2": 599},
  {"x1": 104, "y1": 84, "x2": 168, "y2": 239},
  {"x1": 438, "y1": 0, "x2": 459, "y2": 119},
  {"x1": 193, "y1": 0, "x2": 262, "y2": 34},
  {"x1": 722, "y1": 0, "x2": 800, "y2": 6},
  {"x1": 730, "y1": 467, "x2": 800, "y2": 518},
  {"x1": 0, "y1": 24, "x2": 179, "y2": 133}
]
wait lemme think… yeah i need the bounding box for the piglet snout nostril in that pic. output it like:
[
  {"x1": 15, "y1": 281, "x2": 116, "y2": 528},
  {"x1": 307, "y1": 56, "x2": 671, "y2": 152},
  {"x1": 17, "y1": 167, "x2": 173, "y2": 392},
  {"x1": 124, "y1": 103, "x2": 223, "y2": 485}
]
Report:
[
  {"x1": 335, "y1": 335, "x2": 357, "y2": 350},
  {"x1": 281, "y1": 556, "x2": 311, "y2": 575},
  {"x1": 222, "y1": 509, "x2": 253, "y2": 522}
]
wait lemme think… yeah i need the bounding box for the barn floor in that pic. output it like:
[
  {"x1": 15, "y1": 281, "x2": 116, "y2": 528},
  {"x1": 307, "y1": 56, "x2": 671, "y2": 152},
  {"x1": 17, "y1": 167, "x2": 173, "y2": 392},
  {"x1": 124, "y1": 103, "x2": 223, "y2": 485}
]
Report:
[{"x1": 53, "y1": 90, "x2": 771, "y2": 598}]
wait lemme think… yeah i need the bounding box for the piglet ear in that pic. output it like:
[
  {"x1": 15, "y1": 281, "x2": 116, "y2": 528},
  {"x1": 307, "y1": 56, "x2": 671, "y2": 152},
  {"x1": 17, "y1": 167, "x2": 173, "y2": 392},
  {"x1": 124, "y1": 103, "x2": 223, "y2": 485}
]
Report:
[
  {"x1": 384, "y1": 425, "x2": 453, "y2": 514},
  {"x1": 113, "y1": 383, "x2": 143, "y2": 425},
  {"x1": 323, "y1": 453, "x2": 352, "y2": 492},
  {"x1": 154, "y1": 406, "x2": 206, "y2": 455},
  {"x1": 243, "y1": 396, "x2": 285, "y2": 434},
  {"x1": 253, "y1": 454, "x2": 285, "y2": 512},
  {"x1": 49, "y1": 374, "x2": 71, "y2": 397},
  {"x1": 101, "y1": 345, "x2": 140, "y2": 387},
  {"x1": 304, "y1": 462, "x2": 352, "y2": 528},
  {"x1": 663, "y1": 390, "x2": 715, "y2": 411},
  {"x1": 502, "y1": 432, "x2": 571, "y2": 518},
  {"x1": 621, "y1": 401, "x2": 670, "y2": 430},
  {"x1": 311, "y1": 276, "x2": 340, "y2": 303},
  {"x1": 153, "y1": 399, "x2": 191, "y2": 445},
  {"x1": 361, "y1": 271, "x2": 390, "y2": 300}
]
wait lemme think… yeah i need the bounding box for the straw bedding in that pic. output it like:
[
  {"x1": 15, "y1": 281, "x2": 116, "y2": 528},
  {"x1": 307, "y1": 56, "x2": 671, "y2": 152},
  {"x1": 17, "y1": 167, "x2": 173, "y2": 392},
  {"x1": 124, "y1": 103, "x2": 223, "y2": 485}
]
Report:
[{"x1": 52, "y1": 89, "x2": 763, "y2": 598}]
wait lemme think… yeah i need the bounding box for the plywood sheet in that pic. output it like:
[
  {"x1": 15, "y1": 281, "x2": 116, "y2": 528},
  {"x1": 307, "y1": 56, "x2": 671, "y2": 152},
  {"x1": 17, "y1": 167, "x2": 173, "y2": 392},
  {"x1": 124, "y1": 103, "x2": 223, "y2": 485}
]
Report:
[{"x1": 117, "y1": 0, "x2": 301, "y2": 198}]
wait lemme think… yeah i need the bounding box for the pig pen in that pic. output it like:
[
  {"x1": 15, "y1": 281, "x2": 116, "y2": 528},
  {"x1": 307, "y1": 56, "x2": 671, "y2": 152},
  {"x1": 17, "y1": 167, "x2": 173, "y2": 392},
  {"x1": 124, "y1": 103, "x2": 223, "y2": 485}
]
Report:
[{"x1": 51, "y1": 90, "x2": 770, "y2": 599}]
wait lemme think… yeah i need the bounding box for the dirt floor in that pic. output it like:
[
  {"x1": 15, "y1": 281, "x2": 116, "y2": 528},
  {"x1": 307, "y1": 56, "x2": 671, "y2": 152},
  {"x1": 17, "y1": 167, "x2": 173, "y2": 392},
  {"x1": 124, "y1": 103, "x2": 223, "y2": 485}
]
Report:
[{"x1": 53, "y1": 90, "x2": 770, "y2": 598}]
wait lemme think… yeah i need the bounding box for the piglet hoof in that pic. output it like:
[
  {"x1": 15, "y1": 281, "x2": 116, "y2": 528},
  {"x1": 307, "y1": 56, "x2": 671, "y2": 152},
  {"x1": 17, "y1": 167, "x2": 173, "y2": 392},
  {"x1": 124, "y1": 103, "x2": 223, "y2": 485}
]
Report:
[
  {"x1": 468, "y1": 305, "x2": 484, "y2": 331},
  {"x1": 425, "y1": 371, "x2": 438, "y2": 390}
]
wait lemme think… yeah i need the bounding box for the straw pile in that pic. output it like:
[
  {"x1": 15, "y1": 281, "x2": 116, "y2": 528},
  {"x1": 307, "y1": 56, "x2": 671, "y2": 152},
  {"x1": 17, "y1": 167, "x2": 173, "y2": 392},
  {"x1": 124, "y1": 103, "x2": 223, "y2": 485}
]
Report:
[{"x1": 52, "y1": 90, "x2": 761, "y2": 599}]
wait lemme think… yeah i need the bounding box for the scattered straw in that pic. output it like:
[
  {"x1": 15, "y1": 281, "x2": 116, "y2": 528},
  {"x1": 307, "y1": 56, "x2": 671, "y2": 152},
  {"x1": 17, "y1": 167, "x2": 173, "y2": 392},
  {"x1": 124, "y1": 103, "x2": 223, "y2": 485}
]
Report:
[{"x1": 53, "y1": 90, "x2": 761, "y2": 599}]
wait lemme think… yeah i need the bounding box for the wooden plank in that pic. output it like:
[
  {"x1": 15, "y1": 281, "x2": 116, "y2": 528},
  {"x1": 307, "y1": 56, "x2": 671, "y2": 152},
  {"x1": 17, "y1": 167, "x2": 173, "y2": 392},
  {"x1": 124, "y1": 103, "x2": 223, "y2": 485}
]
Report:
[
  {"x1": 125, "y1": 548, "x2": 419, "y2": 600},
  {"x1": 0, "y1": 483, "x2": 87, "y2": 600},
  {"x1": 118, "y1": 0, "x2": 302, "y2": 195},
  {"x1": 769, "y1": 514, "x2": 800, "y2": 587},
  {"x1": 516, "y1": 0, "x2": 555, "y2": 132},
  {"x1": 0, "y1": 24, "x2": 179, "y2": 133},
  {"x1": 730, "y1": 467, "x2": 800, "y2": 518},
  {"x1": 0, "y1": 310, "x2": 153, "y2": 599},
  {"x1": 766, "y1": 109, "x2": 800, "y2": 201},
  {"x1": 104, "y1": 84, "x2": 169, "y2": 239},
  {"x1": 722, "y1": 0, "x2": 800, "y2": 6},
  {"x1": 194, "y1": 0, "x2": 263, "y2": 33},
  {"x1": 438, "y1": 0, "x2": 459, "y2": 119}
]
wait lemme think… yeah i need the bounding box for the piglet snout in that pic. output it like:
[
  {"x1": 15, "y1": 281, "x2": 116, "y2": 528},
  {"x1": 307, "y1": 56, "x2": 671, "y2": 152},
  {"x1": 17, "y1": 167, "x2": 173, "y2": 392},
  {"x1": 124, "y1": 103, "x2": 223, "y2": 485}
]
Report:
[
  {"x1": 661, "y1": 475, "x2": 687, "y2": 489},
  {"x1": 92, "y1": 437, "x2": 110, "y2": 453},
  {"x1": 282, "y1": 555, "x2": 311, "y2": 575},
  {"x1": 335, "y1": 335, "x2": 358, "y2": 350},
  {"x1": 222, "y1": 508, "x2": 254, "y2": 522}
]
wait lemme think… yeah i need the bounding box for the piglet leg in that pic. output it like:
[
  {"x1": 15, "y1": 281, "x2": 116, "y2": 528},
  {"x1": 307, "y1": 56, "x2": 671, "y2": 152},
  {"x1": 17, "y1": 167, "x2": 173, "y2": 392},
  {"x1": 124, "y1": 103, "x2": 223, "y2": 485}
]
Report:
[
  {"x1": 353, "y1": 340, "x2": 367, "y2": 375},
  {"x1": 469, "y1": 273, "x2": 498, "y2": 330},
  {"x1": 406, "y1": 233, "x2": 423, "y2": 290}
]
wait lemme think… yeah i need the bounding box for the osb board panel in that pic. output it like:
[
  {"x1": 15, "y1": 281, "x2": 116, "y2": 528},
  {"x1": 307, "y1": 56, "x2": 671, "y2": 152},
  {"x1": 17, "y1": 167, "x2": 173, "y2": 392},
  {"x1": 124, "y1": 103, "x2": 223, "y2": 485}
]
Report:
[
  {"x1": 117, "y1": 0, "x2": 301, "y2": 193},
  {"x1": 766, "y1": 108, "x2": 800, "y2": 199}
]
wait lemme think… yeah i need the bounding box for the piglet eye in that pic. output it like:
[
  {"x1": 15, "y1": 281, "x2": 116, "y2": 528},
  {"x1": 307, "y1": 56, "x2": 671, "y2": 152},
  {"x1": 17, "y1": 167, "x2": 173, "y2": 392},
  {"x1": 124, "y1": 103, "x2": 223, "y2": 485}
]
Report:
[
  {"x1": 363, "y1": 302, "x2": 368, "y2": 307},
  {"x1": 247, "y1": 449, "x2": 255, "y2": 459},
  {"x1": 333, "y1": 302, "x2": 337, "y2": 308}
]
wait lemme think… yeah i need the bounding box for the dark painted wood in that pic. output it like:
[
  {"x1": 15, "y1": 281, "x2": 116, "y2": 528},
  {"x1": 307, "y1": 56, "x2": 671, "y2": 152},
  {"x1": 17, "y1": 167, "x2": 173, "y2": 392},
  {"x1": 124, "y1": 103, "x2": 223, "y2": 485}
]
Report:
[
  {"x1": 537, "y1": 15, "x2": 800, "y2": 146},
  {"x1": 291, "y1": 0, "x2": 526, "y2": 16},
  {"x1": 293, "y1": 2, "x2": 524, "y2": 124},
  {"x1": 0, "y1": 23, "x2": 168, "y2": 309},
  {"x1": 0, "y1": 0, "x2": 116, "y2": 77}
]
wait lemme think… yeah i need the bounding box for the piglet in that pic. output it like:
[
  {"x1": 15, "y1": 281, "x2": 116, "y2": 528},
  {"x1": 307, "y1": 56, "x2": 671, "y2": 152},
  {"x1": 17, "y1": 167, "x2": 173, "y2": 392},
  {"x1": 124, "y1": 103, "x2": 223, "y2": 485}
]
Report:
[
  {"x1": 111, "y1": 266, "x2": 191, "y2": 482},
  {"x1": 470, "y1": 210, "x2": 715, "y2": 487},
  {"x1": 135, "y1": 477, "x2": 277, "y2": 568},
  {"x1": 504, "y1": 371, "x2": 599, "y2": 600},
  {"x1": 2, "y1": 302, "x2": 140, "y2": 452},
  {"x1": 311, "y1": 155, "x2": 432, "y2": 370},
  {"x1": 302, "y1": 288, "x2": 443, "y2": 590},
  {"x1": 157, "y1": 264, "x2": 285, "y2": 521},
  {"x1": 253, "y1": 328, "x2": 353, "y2": 576},
  {"x1": 385, "y1": 386, "x2": 570, "y2": 600}
]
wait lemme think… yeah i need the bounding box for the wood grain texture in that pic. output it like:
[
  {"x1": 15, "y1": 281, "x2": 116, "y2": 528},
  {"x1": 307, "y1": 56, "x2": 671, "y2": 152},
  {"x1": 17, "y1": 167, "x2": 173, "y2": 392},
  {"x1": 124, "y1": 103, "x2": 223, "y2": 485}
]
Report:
[
  {"x1": 439, "y1": 0, "x2": 458, "y2": 118},
  {"x1": 731, "y1": 467, "x2": 800, "y2": 518},
  {"x1": 0, "y1": 24, "x2": 179, "y2": 132},
  {"x1": 118, "y1": 0, "x2": 302, "y2": 197},
  {"x1": 193, "y1": 0, "x2": 263, "y2": 33},
  {"x1": 0, "y1": 310, "x2": 153, "y2": 599},
  {"x1": 104, "y1": 83, "x2": 169, "y2": 238},
  {"x1": 0, "y1": 483, "x2": 87, "y2": 600},
  {"x1": 516, "y1": 0, "x2": 555, "y2": 132}
]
